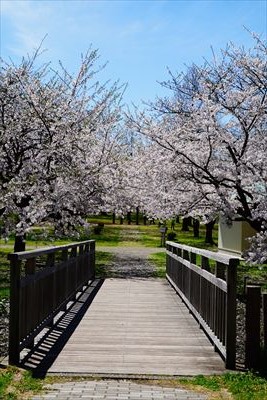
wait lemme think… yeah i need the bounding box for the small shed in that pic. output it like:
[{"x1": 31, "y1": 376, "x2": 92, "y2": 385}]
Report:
[{"x1": 218, "y1": 217, "x2": 257, "y2": 256}]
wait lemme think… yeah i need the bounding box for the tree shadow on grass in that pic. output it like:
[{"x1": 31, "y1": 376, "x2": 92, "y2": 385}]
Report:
[{"x1": 19, "y1": 279, "x2": 104, "y2": 378}]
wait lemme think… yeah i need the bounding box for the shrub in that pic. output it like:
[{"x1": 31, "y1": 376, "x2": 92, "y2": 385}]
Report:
[
  {"x1": 93, "y1": 223, "x2": 104, "y2": 234},
  {"x1": 167, "y1": 232, "x2": 177, "y2": 241}
]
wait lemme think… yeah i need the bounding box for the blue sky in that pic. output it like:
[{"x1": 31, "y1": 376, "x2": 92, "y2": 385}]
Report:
[{"x1": 1, "y1": 0, "x2": 266, "y2": 108}]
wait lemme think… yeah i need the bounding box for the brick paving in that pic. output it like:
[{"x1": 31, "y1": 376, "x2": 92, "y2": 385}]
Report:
[{"x1": 31, "y1": 380, "x2": 208, "y2": 399}]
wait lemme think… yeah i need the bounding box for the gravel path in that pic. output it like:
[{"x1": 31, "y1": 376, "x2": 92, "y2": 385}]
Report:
[
  {"x1": 97, "y1": 246, "x2": 162, "y2": 258},
  {"x1": 0, "y1": 299, "x2": 9, "y2": 361},
  {"x1": 97, "y1": 246, "x2": 161, "y2": 278}
]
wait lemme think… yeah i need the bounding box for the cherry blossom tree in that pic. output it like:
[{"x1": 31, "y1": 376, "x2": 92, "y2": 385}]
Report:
[
  {"x1": 99, "y1": 128, "x2": 150, "y2": 224},
  {"x1": 128, "y1": 34, "x2": 267, "y2": 262},
  {"x1": 0, "y1": 46, "x2": 125, "y2": 250}
]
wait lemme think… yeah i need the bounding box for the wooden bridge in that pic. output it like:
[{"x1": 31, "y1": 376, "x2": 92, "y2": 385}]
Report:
[{"x1": 8, "y1": 239, "x2": 261, "y2": 377}]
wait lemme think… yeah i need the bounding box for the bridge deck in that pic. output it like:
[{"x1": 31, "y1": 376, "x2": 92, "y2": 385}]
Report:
[{"x1": 41, "y1": 278, "x2": 225, "y2": 376}]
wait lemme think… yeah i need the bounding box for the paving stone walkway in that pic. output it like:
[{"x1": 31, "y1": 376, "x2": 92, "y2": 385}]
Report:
[{"x1": 32, "y1": 379, "x2": 208, "y2": 399}]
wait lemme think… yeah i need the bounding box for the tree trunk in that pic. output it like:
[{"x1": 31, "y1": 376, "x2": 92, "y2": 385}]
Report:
[
  {"x1": 136, "y1": 207, "x2": 139, "y2": 225},
  {"x1": 120, "y1": 216, "x2": 124, "y2": 225},
  {"x1": 112, "y1": 212, "x2": 116, "y2": 224},
  {"x1": 205, "y1": 220, "x2": 216, "y2": 244},
  {"x1": 181, "y1": 217, "x2": 190, "y2": 231},
  {"x1": 127, "y1": 211, "x2": 132, "y2": 225},
  {"x1": 14, "y1": 235, "x2": 26, "y2": 252},
  {"x1": 143, "y1": 215, "x2": 147, "y2": 225},
  {"x1": 176, "y1": 215, "x2": 180, "y2": 223},
  {"x1": 193, "y1": 219, "x2": 200, "y2": 238}
]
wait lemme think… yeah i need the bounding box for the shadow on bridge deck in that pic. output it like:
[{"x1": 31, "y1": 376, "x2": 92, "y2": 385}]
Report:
[{"x1": 20, "y1": 279, "x2": 104, "y2": 377}]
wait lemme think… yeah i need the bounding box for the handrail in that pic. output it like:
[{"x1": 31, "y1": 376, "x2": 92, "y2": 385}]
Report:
[
  {"x1": 167, "y1": 242, "x2": 240, "y2": 264},
  {"x1": 166, "y1": 241, "x2": 240, "y2": 369},
  {"x1": 8, "y1": 240, "x2": 95, "y2": 365},
  {"x1": 8, "y1": 240, "x2": 92, "y2": 260}
]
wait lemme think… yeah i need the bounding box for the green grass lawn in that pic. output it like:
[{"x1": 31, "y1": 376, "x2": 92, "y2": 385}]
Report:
[
  {"x1": 95, "y1": 250, "x2": 115, "y2": 277},
  {"x1": 0, "y1": 367, "x2": 43, "y2": 399},
  {"x1": 0, "y1": 247, "x2": 11, "y2": 299},
  {"x1": 91, "y1": 222, "x2": 163, "y2": 247},
  {"x1": 142, "y1": 372, "x2": 267, "y2": 400},
  {"x1": 148, "y1": 252, "x2": 166, "y2": 277}
]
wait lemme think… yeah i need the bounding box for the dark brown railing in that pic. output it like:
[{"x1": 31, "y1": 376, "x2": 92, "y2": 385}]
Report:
[
  {"x1": 8, "y1": 240, "x2": 95, "y2": 365},
  {"x1": 245, "y1": 285, "x2": 267, "y2": 370},
  {"x1": 166, "y1": 241, "x2": 239, "y2": 369}
]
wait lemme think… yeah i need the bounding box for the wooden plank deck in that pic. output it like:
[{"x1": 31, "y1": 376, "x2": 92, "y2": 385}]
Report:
[{"x1": 40, "y1": 278, "x2": 225, "y2": 376}]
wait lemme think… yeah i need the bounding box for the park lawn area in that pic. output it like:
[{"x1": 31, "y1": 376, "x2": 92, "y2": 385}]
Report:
[
  {"x1": 90, "y1": 222, "x2": 163, "y2": 247},
  {"x1": 0, "y1": 218, "x2": 266, "y2": 298},
  {"x1": 90, "y1": 217, "x2": 219, "y2": 249},
  {"x1": 165, "y1": 220, "x2": 218, "y2": 251},
  {"x1": 148, "y1": 252, "x2": 166, "y2": 277},
  {"x1": 95, "y1": 250, "x2": 115, "y2": 277},
  {"x1": 90, "y1": 224, "x2": 121, "y2": 246},
  {"x1": 0, "y1": 247, "x2": 10, "y2": 299}
]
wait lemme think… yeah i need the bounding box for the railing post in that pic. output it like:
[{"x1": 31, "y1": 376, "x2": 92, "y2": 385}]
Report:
[
  {"x1": 46, "y1": 253, "x2": 55, "y2": 267},
  {"x1": 8, "y1": 255, "x2": 21, "y2": 365},
  {"x1": 201, "y1": 256, "x2": 210, "y2": 272},
  {"x1": 90, "y1": 241, "x2": 96, "y2": 280},
  {"x1": 71, "y1": 247, "x2": 78, "y2": 300},
  {"x1": 189, "y1": 252, "x2": 196, "y2": 264},
  {"x1": 25, "y1": 258, "x2": 36, "y2": 348},
  {"x1": 215, "y1": 262, "x2": 225, "y2": 279},
  {"x1": 166, "y1": 245, "x2": 170, "y2": 276},
  {"x1": 183, "y1": 250, "x2": 189, "y2": 260},
  {"x1": 189, "y1": 252, "x2": 196, "y2": 303},
  {"x1": 62, "y1": 249, "x2": 69, "y2": 261},
  {"x1": 214, "y1": 262, "x2": 226, "y2": 345},
  {"x1": 263, "y1": 293, "x2": 267, "y2": 351},
  {"x1": 225, "y1": 259, "x2": 238, "y2": 369},
  {"x1": 245, "y1": 285, "x2": 261, "y2": 370},
  {"x1": 61, "y1": 249, "x2": 69, "y2": 306}
]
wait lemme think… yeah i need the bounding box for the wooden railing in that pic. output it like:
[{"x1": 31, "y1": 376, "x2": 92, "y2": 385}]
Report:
[
  {"x1": 8, "y1": 240, "x2": 95, "y2": 365},
  {"x1": 245, "y1": 285, "x2": 267, "y2": 370},
  {"x1": 166, "y1": 241, "x2": 240, "y2": 369}
]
